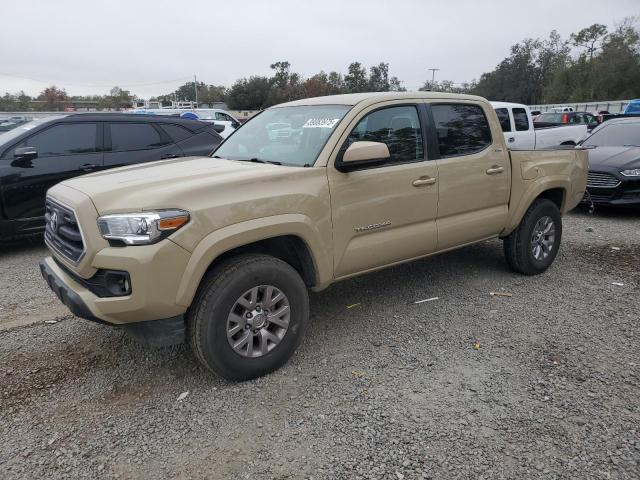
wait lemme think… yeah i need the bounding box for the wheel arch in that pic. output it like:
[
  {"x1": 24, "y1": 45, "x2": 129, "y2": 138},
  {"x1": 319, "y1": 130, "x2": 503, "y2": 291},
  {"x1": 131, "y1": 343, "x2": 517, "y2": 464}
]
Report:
[
  {"x1": 503, "y1": 181, "x2": 568, "y2": 236},
  {"x1": 175, "y1": 214, "x2": 332, "y2": 307}
]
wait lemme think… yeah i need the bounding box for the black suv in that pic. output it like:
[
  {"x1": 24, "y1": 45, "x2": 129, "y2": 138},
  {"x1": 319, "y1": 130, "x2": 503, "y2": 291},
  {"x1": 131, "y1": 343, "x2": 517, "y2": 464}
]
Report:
[{"x1": 0, "y1": 113, "x2": 224, "y2": 242}]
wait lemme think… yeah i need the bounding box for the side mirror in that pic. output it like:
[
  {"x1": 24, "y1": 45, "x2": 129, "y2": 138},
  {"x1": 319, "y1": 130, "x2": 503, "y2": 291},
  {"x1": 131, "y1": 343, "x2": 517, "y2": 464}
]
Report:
[
  {"x1": 14, "y1": 146, "x2": 38, "y2": 160},
  {"x1": 212, "y1": 124, "x2": 226, "y2": 133},
  {"x1": 336, "y1": 141, "x2": 390, "y2": 172}
]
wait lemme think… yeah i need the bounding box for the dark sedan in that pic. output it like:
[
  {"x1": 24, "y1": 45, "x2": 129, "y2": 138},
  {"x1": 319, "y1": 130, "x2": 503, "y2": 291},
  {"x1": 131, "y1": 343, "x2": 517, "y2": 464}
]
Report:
[
  {"x1": 0, "y1": 113, "x2": 223, "y2": 242},
  {"x1": 581, "y1": 118, "x2": 640, "y2": 207}
]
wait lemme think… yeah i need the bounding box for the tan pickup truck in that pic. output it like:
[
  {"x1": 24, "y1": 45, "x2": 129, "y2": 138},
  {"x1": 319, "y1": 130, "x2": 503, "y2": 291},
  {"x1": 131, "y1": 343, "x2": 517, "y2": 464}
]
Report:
[{"x1": 40, "y1": 92, "x2": 588, "y2": 380}]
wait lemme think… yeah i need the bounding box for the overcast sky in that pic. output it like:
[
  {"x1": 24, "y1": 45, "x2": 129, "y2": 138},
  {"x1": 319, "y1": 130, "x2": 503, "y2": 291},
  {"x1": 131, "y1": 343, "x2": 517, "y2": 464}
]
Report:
[{"x1": 1, "y1": 0, "x2": 638, "y2": 98}]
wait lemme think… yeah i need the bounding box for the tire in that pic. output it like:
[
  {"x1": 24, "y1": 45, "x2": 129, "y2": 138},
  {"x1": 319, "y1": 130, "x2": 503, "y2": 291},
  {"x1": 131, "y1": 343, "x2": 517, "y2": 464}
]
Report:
[
  {"x1": 503, "y1": 198, "x2": 562, "y2": 275},
  {"x1": 188, "y1": 254, "x2": 309, "y2": 381}
]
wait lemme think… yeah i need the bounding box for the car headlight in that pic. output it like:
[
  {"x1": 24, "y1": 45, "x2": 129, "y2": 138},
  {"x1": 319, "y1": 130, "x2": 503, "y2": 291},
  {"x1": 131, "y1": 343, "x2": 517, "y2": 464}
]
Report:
[
  {"x1": 620, "y1": 168, "x2": 640, "y2": 177},
  {"x1": 97, "y1": 210, "x2": 189, "y2": 245}
]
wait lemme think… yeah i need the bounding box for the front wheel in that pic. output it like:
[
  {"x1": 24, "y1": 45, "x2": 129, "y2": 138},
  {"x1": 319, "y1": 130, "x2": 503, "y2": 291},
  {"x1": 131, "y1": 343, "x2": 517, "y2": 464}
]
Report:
[
  {"x1": 188, "y1": 254, "x2": 309, "y2": 381},
  {"x1": 503, "y1": 199, "x2": 562, "y2": 275}
]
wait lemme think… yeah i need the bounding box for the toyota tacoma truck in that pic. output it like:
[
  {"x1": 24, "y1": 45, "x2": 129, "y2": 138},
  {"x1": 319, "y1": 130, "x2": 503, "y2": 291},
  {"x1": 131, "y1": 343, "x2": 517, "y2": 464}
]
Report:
[{"x1": 40, "y1": 92, "x2": 588, "y2": 381}]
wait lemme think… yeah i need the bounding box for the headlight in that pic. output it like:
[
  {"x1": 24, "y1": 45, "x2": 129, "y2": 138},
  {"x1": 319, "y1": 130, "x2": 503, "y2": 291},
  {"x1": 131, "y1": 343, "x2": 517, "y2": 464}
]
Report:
[
  {"x1": 97, "y1": 210, "x2": 189, "y2": 245},
  {"x1": 620, "y1": 168, "x2": 640, "y2": 177}
]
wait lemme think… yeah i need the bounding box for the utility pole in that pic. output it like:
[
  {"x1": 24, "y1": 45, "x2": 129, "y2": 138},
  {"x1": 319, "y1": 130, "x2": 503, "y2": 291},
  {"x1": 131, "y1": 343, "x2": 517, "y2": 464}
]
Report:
[
  {"x1": 428, "y1": 68, "x2": 440, "y2": 91},
  {"x1": 194, "y1": 74, "x2": 198, "y2": 107}
]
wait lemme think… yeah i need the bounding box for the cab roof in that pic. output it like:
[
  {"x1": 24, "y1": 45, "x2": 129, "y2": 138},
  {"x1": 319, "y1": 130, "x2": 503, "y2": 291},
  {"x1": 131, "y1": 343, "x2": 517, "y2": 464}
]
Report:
[{"x1": 276, "y1": 91, "x2": 488, "y2": 108}]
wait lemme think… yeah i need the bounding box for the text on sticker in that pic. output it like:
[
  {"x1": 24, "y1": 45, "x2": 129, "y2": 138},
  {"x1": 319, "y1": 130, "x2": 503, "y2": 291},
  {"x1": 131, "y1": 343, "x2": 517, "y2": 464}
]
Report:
[{"x1": 303, "y1": 118, "x2": 340, "y2": 129}]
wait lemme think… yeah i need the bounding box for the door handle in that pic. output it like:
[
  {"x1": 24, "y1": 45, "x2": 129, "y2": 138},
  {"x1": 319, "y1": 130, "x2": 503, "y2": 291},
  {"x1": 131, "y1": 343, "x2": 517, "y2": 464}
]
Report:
[
  {"x1": 80, "y1": 163, "x2": 98, "y2": 172},
  {"x1": 412, "y1": 177, "x2": 437, "y2": 187},
  {"x1": 161, "y1": 154, "x2": 180, "y2": 159},
  {"x1": 508, "y1": 137, "x2": 515, "y2": 143},
  {"x1": 486, "y1": 165, "x2": 505, "y2": 175}
]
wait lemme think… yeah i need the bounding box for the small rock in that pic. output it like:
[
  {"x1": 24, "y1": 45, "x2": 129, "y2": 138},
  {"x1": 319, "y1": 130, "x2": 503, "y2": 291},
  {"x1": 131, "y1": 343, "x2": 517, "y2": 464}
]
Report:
[{"x1": 177, "y1": 391, "x2": 189, "y2": 401}]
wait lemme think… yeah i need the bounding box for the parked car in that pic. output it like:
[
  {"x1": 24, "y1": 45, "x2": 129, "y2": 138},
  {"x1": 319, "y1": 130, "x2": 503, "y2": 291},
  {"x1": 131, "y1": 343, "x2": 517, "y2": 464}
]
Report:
[
  {"x1": 535, "y1": 111, "x2": 599, "y2": 129},
  {"x1": 623, "y1": 99, "x2": 640, "y2": 115},
  {"x1": 579, "y1": 117, "x2": 640, "y2": 207},
  {"x1": 0, "y1": 113, "x2": 223, "y2": 242},
  {"x1": 130, "y1": 108, "x2": 240, "y2": 138},
  {"x1": 551, "y1": 106, "x2": 574, "y2": 112},
  {"x1": 40, "y1": 92, "x2": 587, "y2": 380},
  {"x1": 491, "y1": 102, "x2": 588, "y2": 149},
  {"x1": 0, "y1": 116, "x2": 30, "y2": 132}
]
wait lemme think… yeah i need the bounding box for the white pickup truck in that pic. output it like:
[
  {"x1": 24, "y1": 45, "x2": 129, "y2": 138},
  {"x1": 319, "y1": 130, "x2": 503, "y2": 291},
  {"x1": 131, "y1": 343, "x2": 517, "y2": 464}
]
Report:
[{"x1": 491, "y1": 102, "x2": 587, "y2": 150}]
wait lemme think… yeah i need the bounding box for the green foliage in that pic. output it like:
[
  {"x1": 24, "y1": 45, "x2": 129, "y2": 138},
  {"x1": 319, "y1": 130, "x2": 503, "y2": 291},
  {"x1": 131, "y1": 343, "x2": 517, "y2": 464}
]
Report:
[{"x1": 473, "y1": 18, "x2": 640, "y2": 104}]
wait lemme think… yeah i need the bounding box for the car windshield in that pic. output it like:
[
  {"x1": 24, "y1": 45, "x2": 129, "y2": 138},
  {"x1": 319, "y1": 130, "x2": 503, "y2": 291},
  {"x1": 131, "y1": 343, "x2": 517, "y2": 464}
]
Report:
[
  {"x1": 213, "y1": 105, "x2": 351, "y2": 166},
  {"x1": 0, "y1": 115, "x2": 66, "y2": 145},
  {"x1": 537, "y1": 113, "x2": 563, "y2": 123},
  {"x1": 582, "y1": 123, "x2": 640, "y2": 147},
  {"x1": 625, "y1": 102, "x2": 640, "y2": 114}
]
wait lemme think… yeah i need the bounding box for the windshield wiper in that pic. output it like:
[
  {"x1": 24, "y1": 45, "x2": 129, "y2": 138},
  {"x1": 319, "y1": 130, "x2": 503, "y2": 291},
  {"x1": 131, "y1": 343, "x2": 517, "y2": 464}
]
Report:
[
  {"x1": 240, "y1": 158, "x2": 282, "y2": 165},
  {"x1": 623, "y1": 144, "x2": 640, "y2": 148}
]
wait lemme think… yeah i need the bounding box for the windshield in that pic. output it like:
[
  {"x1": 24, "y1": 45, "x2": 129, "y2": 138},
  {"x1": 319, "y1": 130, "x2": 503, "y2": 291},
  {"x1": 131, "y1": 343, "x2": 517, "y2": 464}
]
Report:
[
  {"x1": 582, "y1": 123, "x2": 640, "y2": 147},
  {"x1": 213, "y1": 105, "x2": 351, "y2": 166},
  {"x1": 0, "y1": 115, "x2": 66, "y2": 144},
  {"x1": 625, "y1": 102, "x2": 640, "y2": 114}
]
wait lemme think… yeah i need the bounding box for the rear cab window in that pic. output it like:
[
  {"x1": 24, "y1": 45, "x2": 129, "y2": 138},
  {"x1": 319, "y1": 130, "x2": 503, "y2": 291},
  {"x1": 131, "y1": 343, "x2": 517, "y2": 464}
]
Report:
[
  {"x1": 512, "y1": 108, "x2": 530, "y2": 131},
  {"x1": 431, "y1": 103, "x2": 492, "y2": 158}
]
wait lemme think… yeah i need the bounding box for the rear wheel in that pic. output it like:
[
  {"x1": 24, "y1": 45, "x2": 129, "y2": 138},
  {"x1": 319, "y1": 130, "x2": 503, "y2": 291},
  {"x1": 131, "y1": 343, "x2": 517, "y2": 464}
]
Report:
[
  {"x1": 188, "y1": 254, "x2": 309, "y2": 381},
  {"x1": 503, "y1": 199, "x2": 562, "y2": 275}
]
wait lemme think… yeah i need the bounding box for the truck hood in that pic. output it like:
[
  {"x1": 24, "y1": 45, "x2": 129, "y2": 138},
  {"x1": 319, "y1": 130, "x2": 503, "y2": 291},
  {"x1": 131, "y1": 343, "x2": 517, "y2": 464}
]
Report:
[
  {"x1": 587, "y1": 146, "x2": 640, "y2": 170},
  {"x1": 59, "y1": 156, "x2": 304, "y2": 214}
]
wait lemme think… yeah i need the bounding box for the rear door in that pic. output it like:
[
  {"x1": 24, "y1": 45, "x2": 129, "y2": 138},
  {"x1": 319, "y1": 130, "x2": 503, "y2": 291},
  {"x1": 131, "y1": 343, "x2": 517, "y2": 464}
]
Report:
[
  {"x1": 509, "y1": 107, "x2": 535, "y2": 149},
  {"x1": 103, "y1": 122, "x2": 182, "y2": 168},
  {"x1": 0, "y1": 122, "x2": 103, "y2": 221},
  {"x1": 428, "y1": 102, "x2": 510, "y2": 250}
]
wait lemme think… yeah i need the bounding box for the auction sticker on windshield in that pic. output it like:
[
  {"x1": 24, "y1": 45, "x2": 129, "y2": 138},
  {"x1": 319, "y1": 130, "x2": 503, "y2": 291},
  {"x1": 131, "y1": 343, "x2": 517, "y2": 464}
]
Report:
[{"x1": 303, "y1": 118, "x2": 341, "y2": 128}]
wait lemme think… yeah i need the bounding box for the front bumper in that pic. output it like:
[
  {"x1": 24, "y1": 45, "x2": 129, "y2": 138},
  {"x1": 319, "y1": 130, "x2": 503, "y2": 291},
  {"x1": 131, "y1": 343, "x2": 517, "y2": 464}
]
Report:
[
  {"x1": 40, "y1": 238, "x2": 192, "y2": 325},
  {"x1": 583, "y1": 172, "x2": 640, "y2": 207}
]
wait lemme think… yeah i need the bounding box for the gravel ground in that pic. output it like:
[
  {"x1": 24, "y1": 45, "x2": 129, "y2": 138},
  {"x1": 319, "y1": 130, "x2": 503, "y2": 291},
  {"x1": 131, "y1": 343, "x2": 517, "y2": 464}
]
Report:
[
  {"x1": 0, "y1": 206, "x2": 639, "y2": 480},
  {"x1": 0, "y1": 242, "x2": 69, "y2": 329}
]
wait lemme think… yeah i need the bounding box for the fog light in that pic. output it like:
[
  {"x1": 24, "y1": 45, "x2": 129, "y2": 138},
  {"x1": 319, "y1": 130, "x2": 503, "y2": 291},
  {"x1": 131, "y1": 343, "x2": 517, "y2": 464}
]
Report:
[{"x1": 104, "y1": 271, "x2": 132, "y2": 296}]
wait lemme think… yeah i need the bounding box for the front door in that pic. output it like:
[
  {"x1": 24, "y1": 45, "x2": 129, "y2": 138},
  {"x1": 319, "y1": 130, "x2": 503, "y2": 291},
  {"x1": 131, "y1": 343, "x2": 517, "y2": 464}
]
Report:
[
  {"x1": 0, "y1": 122, "x2": 103, "y2": 223},
  {"x1": 429, "y1": 102, "x2": 510, "y2": 250},
  {"x1": 328, "y1": 102, "x2": 439, "y2": 278}
]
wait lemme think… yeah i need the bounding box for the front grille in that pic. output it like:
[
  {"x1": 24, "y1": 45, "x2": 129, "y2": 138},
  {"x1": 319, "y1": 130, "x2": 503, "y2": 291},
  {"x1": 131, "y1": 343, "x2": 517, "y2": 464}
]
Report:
[
  {"x1": 44, "y1": 198, "x2": 86, "y2": 263},
  {"x1": 587, "y1": 171, "x2": 620, "y2": 188}
]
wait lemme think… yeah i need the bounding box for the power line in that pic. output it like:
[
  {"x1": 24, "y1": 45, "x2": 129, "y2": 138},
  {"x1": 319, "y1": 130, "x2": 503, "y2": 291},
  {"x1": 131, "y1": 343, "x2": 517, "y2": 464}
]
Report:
[{"x1": 0, "y1": 72, "x2": 193, "y2": 89}]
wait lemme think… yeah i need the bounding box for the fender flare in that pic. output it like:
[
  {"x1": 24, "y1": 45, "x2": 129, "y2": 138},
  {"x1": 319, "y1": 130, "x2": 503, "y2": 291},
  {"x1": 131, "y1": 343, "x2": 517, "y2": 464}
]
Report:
[
  {"x1": 502, "y1": 177, "x2": 570, "y2": 235},
  {"x1": 175, "y1": 214, "x2": 331, "y2": 307}
]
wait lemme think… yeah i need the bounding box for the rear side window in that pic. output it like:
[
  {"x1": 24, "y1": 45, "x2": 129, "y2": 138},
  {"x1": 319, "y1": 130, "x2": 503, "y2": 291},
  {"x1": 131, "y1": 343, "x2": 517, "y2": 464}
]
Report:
[
  {"x1": 109, "y1": 123, "x2": 167, "y2": 152},
  {"x1": 495, "y1": 108, "x2": 511, "y2": 132},
  {"x1": 512, "y1": 108, "x2": 529, "y2": 131},
  {"x1": 431, "y1": 104, "x2": 492, "y2": 157},
  {"x1": 160, "y1": 124, "x2": 192, "y2": 142},
  {"x1": 25, "y1": 123, "x2": 98, "y2": 157},
  {"x1": 347, "y1": 105, "x2": 424, "y2": 164}
]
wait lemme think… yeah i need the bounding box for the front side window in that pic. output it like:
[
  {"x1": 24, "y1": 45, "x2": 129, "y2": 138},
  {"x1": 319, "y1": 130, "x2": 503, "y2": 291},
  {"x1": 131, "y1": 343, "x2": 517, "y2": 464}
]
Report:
[
  {"x1": 512, "y1": 108, "x2": 529, "y2": 131},
  {"x1": 25, "y1": 123, "x2": 98, "y2": 157},
  {"x1": 109, "y1": 123, "x2": 167, "y2": 152},
  {"x1": 431, "y1": 104, "x2": 492, "y2": 158},
  {"x1": 346, "y1": 106, "x2": 424, "y2": 164},
  {"x1": 213, "y1": 105, "x2": 350, "y2": 166},
  {"x1": 495, "y1": 108, "x2": 511, "y2": 132}
]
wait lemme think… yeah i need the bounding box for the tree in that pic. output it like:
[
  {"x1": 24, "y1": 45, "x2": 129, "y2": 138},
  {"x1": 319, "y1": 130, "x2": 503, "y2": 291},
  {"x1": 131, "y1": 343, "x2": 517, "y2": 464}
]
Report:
[
  {"x1": 38, "y1": 85, "x2": 68, "y2": 111},
  {"x1": 369, "y1": 62, "x2": 390, "y2": 91},
  {"x1": 344, "y1": 62, "x2": 368, "y2": 93},
  {"x1": 571, "y1": 24, "x2": 608, "y2": 62},
  {"x1": 225, "y1": 76, "x2": 271, "y2": 110}
]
